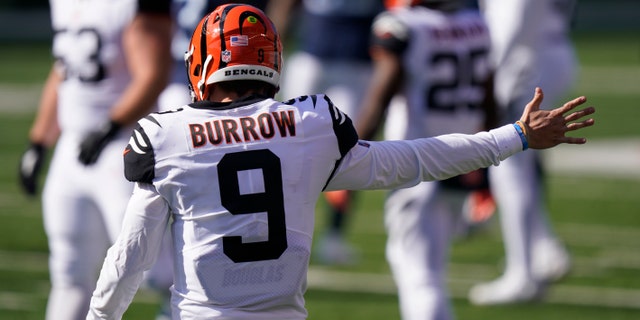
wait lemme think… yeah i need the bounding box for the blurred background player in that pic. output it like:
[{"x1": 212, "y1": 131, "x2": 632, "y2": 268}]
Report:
[
  {"x1": 267, "y1": 0, "x2": 385, "y2": 266},
  {"x1": 158, "y1": 0, "x2": 268, "y2": 109},
  {"x1": 357, "y1": 0, "x2": 495, "y2": 318},
  {"x1": 17, "y1": 0, "x2": 173, "y2": 319},
  {"x1": 468, "y1": 0, "x2": 578, "y2": 305}
]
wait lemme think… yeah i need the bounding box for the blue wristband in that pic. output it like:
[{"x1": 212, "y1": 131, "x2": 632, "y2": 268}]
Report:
[{"x1": 513, "y1": 123, "x2": 528, "y2": 150}]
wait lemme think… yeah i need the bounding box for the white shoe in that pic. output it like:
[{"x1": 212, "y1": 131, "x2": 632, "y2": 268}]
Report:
[
  {"x1": 532, "y1": 240, "x2": 571, "y2": 283},
  {"x1": 468, "y1": 277, "x2": 544, "y2": 306},
  {"x1": 315, "y1": 232, "x2": 359, "y2": 266}
]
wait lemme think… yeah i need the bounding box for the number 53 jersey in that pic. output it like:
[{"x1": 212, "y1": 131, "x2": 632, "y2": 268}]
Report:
[
  {"x1": 49, "y1": 0, "x2": 169, "y2": 135},
  {"x1": 121, "y1": 94, "x2": 359, "y2": 319}
]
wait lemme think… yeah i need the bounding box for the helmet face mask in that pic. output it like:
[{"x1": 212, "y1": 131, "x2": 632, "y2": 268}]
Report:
[{"x1": 185, "y1": 4, "x2": 282, "y2": 101}]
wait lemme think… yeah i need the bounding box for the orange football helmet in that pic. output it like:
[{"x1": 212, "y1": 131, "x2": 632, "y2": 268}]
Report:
[
  {"x1": 185, "y1": 4, "x2": 282, "y2": 101},
  {"x1": 385, "y1": 0, "x2": 421, "y2": 9},
  {"x1": 385, "y1": 0, "x2": 463, "y2": 11}
]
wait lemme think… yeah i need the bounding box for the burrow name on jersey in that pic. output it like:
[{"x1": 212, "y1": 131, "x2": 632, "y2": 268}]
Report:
[{"x1": 189, "y1": 110, "x2": 297, "y2": 147}]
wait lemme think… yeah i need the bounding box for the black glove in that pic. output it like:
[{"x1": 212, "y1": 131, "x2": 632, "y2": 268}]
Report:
[
  {"x1": 18, "y1": 143, "x2": 47, "y2": 196},
  {"x1": 78, "y1": 120, "x2": 121, "y2": 165}
]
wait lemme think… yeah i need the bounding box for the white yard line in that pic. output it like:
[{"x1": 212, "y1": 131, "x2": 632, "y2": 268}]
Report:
[
  {"x1": 0, "y1": 65, "x2": 638, "y2": 113},
  {"x1": 544, "y1": 139, "x2": 640, "y2": 179},
  {"x1": 307, "y1": 267, "x2": 640, "y2": 309},
  {"x1": 576, "y1": 66, "x2": 640, "y2": 95},
  {"x1": 1, "y1": 242, "x2": 639, "y2": 312},
  {"x1": 3, "y1": 267, "x2": 639, "y2": 311},
  {"x1": 0, "y1": 292, "x2": 36, "y2": 311},
  {"x1": 0, "y1": 84, "x2": 42, "y2": 113}
]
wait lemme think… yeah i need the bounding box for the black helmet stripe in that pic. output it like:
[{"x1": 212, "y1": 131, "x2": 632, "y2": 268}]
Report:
[
  {"x1": 198, "y1": 13, "x2": 210, "y2": 77},
  {"x1": 217, "y1": 4, "x2": 242, "y2": 69},
  {"x1": 273, "y1": 31, "x2": 279, "y2": 71}
]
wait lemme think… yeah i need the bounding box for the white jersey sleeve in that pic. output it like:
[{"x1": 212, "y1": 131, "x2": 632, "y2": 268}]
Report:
[
  {"x1": 88, "y1": 182, "x2": 171, "y2": 320},
  {"x1": 326, "y1": 124, "x2": 524, "y2": 191}
]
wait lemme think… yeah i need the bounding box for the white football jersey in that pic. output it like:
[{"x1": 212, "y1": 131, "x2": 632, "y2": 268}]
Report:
[
  {"x1": 124, "y1": 94, "x2": 357, "y2": 319},
  {"x1": 371, "y1": 7, "x2": 492, "y2": 139},
  {"x1": 50, "y1": 0, "x2": 168, "y2": 135},
  {"x1": 89, "y1": 94, "x2": 525, "y2": 319}
]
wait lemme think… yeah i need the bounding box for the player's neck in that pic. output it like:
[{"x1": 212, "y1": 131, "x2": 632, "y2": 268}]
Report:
[{"x1": 207, "y1": 86, "x2": 262, "y2": 103}]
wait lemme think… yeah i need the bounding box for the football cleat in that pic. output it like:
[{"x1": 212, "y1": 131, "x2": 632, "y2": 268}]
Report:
[
  {"x1": 315, "y1": 231, "x2": 359, "y2": 266},
  {"x1": 532, "y1": 240, "x2": 571, "y2": 283},
  {"x1": 468, "y1": 277, "x2": 545, "y2": 306}
]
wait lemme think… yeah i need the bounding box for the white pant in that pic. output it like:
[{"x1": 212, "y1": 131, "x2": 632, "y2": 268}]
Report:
[
  {"x1": 43, "y1": 132, "x2": 173, "y2": 320},
  {"x1": 490, "y1": 40, "x2": 577, "y2": 282},
  {"x1": 385, "y1": 181, "x2": 467, "y2": 320}
]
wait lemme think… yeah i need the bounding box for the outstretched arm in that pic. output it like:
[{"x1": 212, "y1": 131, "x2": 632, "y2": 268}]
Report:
[{"x1": 327, "y1": 87, "x2": 595, "y2": 191}]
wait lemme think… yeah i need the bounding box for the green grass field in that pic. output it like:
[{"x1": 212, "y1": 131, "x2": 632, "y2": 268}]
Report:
[{"x1": 1, "y1": 30, "x2": 639, "y2": 319}]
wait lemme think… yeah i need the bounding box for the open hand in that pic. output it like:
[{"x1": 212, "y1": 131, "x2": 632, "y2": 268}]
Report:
[{"x1": 519, "y1": 87, "x2": 595, "y2": 149}]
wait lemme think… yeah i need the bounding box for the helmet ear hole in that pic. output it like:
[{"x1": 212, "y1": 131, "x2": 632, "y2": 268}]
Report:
[{"x1": 193, "y1": 64, "x2": 201, "y2": 76}]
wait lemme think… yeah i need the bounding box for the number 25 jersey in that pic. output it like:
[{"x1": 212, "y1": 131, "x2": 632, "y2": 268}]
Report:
[{"x1": 371, "y1": 6, "x2": 492, "y2": 139}]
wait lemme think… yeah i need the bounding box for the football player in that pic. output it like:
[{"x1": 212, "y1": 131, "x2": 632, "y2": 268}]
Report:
[
  {"x1": 18, "y1": 0, "x2": 173, "y2": 318},
  {"x1": 355, "y1": 0, "x2": 496, "y2": 318},
  {"x1": 86, "y1": 4, "x2": 594, "y2": 319},
  {"x1": 468, "y1": 0, "x2": 578, "y2": 305}
]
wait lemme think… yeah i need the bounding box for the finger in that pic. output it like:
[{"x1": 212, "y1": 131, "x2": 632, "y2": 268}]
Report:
[
  {"x1": 558, "y1": 136, "x2": 588, "y2": 145},
  {"x1": 556, "y1": 96, "x2": 587, "y2": 115},
  {"x1": 522, "y1": 87, "x2": 544, "y2": 116},
  {"x1": 564, "y1": 106, "x2": 596, "y2": 123},
  {"x1": 566, "y1": 118, "x2": 595, "y2": 131}
]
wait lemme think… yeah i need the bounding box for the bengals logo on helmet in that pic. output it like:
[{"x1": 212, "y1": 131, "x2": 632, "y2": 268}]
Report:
[{"x1": 184, "y1": 4, "x2": 282, "y2": 101}]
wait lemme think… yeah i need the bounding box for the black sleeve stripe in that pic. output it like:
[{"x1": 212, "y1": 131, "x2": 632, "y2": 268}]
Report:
[
  {"x1": 324, "y1": 95, "x2": 359, "y2": 157},
  {"x1": 322, "y1": 159, "x2": 343, "y2": 192},
  {"x1": 283, "y1": 95, "x2": 309, "y2": 106},
  {"x1": 371, "y1": 32, "x2": 409, "y2": 55},
  {"x1": 138, "y1": 0, "x2": 171, "y2": 15},
  {"x1": 143, "y1": 114, "x2": 162, "y2": 128},
  {"x1": 370, "y1": 14, "x2": 409, "y2": 55},
  {"x1": 124, "y1": 124, "x2": 156, "y2": 183}
]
